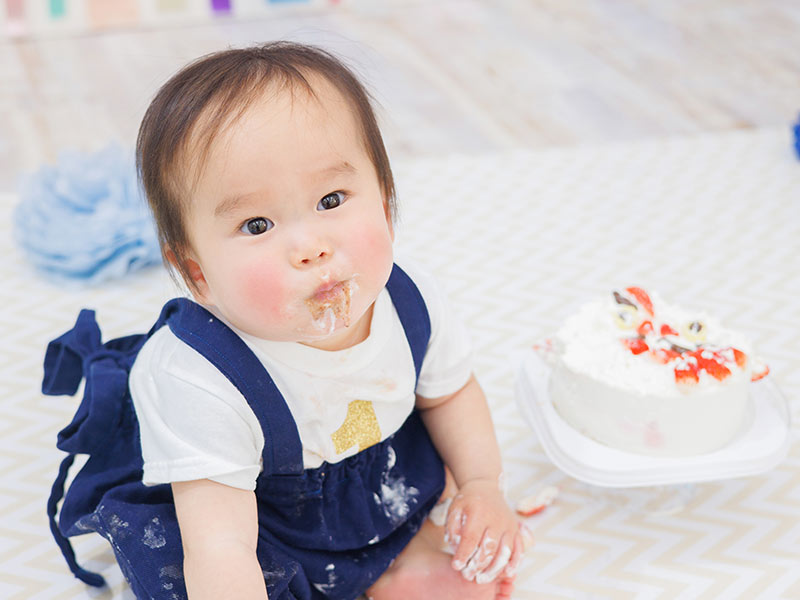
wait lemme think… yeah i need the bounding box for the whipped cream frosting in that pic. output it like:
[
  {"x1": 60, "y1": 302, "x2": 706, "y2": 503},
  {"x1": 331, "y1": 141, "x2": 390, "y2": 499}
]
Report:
[{"x1": 556, "y1": 289, "x2": 753, "y2": 396}]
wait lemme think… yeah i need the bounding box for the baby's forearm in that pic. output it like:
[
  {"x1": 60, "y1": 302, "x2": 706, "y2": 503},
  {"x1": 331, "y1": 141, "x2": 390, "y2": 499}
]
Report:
[
  {"x1": 172, "y1": 480, "x2": 267, "y2": 600},
  {"x1": 418, "y1": 375, "x2": 503, "y2": 489},
  {"x1": 184, "y1": 540, "x2": 268, "y2": 600}
]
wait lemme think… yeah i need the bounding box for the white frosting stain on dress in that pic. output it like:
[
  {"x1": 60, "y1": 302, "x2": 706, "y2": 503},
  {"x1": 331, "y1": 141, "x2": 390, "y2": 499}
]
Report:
[
  {"x1": 142, "y1": 516, "x2": 166, "y2": 549},
  {"x1": 312, "y1": 563, "x2": 339, "y2": 594},
  {"x1": 372, "y1": 447, "x2": 419, "y2": 525}
]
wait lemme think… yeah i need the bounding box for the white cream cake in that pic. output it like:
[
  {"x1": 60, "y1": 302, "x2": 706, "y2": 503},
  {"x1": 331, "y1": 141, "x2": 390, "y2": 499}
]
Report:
[{"x1": 547, "y1": 287, "x2": 768, "y2": 457}]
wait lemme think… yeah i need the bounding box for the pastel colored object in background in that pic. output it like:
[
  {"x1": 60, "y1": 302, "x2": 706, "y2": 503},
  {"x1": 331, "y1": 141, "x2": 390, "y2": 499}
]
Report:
[
  {"x1": 49, "y1": 0, "x2": 66, "y2": 19},
  {"x1": 5, "y1": 0, "x2": 26, "y2": 35},
  {"x1": 87, "y1": 0, "x2": 139, "y2": 28},
  {"x1": 13, "y1": 144, "x2": 162, "y2": 284},
  {"x1": 5, "y1": 0, "x2": 23, "y2": 18},
  {"x1": 157, "y1": 0, "x2": 187, "y2": 13},
  {"x1": 211, "y1": 0, "x2": 231, "y2": 14}
]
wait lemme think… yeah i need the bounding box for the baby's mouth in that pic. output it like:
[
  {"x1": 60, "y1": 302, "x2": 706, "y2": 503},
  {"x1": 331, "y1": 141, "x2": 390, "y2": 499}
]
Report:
[{"x1": 306, "y1": 280, "x2": 353, "y2": 328}]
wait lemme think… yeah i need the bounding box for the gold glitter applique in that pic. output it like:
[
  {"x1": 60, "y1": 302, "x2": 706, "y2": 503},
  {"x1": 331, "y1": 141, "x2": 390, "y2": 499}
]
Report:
[{"x1": 331, "y1": 399, "x2": 382, "y2": 454}]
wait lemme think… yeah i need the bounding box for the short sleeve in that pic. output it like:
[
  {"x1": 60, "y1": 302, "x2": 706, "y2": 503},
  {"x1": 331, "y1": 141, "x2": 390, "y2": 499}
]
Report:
[
  {"x1": 129, "y1": 327, "x2": 264, "y2": 491},
  {"x1": 400, "y1": 261, "x2": 474, "y2": 399}
]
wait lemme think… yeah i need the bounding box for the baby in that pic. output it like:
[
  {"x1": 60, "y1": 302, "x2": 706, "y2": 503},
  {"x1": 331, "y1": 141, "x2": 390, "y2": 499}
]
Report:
[{"x1": 131, "y1": 42, "x2": 524, "y2": 599}]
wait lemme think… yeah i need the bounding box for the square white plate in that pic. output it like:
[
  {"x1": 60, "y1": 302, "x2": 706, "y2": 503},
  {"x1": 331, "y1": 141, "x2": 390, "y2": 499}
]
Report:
[{"x1": 515, "y1": 350, "x2": 791, "y2": 488}]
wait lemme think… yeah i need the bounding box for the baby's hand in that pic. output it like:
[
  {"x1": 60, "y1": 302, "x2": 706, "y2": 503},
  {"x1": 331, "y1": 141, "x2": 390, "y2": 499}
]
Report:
[{"x1": 444, "y1": 479, "x2": 525, "y2": 584}]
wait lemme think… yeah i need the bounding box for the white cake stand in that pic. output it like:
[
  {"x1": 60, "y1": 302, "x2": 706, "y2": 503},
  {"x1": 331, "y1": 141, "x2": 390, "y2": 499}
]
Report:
[{"x1": 515, "y1": 349, "x2": 791, "y2": 489}]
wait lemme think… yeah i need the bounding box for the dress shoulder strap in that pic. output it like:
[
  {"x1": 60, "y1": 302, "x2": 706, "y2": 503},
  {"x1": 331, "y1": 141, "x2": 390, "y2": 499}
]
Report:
[
  {"x1": 165, "y1": 299, "x2": 304, "y2": 475},
  {"x1": 385, "y1": 263, "x2": 431, "y2": 382}
]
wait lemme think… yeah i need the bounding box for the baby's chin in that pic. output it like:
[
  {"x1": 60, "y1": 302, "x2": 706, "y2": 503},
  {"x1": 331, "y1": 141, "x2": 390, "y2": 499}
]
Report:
[
  {"x1": 295, "y1": 316, "x2": 342, "y2": 343},
  {"x1": 296, "y1": 302, "x2": 373, "y2": 350}
]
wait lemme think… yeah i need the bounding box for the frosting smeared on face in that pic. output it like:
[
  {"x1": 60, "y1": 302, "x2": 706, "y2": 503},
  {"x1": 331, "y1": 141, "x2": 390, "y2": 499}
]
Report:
[{"x1": 306, "y1": 279, "x2": 355, "y2": 330}]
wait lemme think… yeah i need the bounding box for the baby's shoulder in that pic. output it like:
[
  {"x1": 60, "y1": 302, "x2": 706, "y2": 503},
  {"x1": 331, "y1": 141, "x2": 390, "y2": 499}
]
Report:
[
  {"x1": 129, "y1": 319, "x2": 255, "y2": 419},
  {"x1": 131, "y1": 324, "x2": 217, "y2": 384}
]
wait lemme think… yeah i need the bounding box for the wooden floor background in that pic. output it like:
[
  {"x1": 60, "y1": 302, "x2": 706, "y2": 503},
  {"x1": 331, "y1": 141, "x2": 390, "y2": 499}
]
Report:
[{"x1": 1, "y1": 0, "x2": 799, "y2": 193}]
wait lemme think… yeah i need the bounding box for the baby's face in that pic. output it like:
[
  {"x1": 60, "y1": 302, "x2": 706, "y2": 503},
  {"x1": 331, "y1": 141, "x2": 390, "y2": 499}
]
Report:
[{"x1": 183, "y1": 77, "x2": 394, "y2": 350}]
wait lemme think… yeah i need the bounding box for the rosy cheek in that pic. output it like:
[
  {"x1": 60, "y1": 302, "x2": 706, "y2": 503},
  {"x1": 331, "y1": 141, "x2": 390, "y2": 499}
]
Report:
[
  {"x1": 238, "y1": 262, "x2": 289, "y2": 321},
  {"x1": 366, "y1": 235, "x2": 394, "y2": 277},
  {"x1": 353, "y1": 225, "x2": 393, "y2": 265}
]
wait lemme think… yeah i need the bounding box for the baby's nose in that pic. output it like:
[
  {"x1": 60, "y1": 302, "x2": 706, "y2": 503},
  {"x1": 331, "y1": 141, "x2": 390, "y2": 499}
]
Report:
[
  {"x1": 299, "y1": 249, "x2": 330, "y2": 266},
  {"x1": 292, "y1": 234, "x2": 332, "y2": 267}
]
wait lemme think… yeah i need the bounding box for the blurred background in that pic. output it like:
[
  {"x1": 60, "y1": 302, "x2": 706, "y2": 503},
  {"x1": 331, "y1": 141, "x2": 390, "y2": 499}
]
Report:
[{"x1": 2, "y1": 0, "x2": 799, "y2": 192}]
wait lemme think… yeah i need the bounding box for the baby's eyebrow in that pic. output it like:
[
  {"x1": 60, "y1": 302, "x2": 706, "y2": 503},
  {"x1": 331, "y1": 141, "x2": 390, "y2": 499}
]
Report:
[
  {"x1": 214, "y1": 193, "x2": 251, "y2": 218},
  {"x1": 315, "y1": 161, "x2": 356, "y2": 178}
]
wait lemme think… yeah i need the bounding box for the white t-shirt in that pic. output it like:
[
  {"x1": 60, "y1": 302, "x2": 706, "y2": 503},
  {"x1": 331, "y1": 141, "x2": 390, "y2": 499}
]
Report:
[{"x1": 129, "y1": 263, "x2": 472, "y2": 491}]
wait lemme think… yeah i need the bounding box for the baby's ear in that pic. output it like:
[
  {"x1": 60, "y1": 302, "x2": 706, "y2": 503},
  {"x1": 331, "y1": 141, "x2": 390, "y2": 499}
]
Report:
[
  {"x1": 167, "y1": 247, "x2": 211, "y2": 303},
  {"x1": 384, "y1": 201, "x2": 395, "y2": 241},
  {"x1": 184, "y1": 257, "x2": 212, "y2": 304}
]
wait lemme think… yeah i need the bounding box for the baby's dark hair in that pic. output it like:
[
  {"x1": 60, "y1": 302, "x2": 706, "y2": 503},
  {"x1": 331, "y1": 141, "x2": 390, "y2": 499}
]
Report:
[{"x1": 136, "y1": 41, "x2": 396, "y2": 288}]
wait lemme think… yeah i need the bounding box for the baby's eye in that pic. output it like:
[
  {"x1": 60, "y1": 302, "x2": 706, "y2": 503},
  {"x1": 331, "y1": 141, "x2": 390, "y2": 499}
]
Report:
[
  {"x1": 317, "y1": 191, "x2": 346, "y2": 211},
  {"x1": 240, "y1": 217, "x2": 273, "y2": 235}
]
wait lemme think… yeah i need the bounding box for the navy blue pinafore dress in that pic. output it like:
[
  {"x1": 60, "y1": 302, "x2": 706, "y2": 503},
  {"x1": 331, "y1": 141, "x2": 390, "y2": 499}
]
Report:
[{"x1": 45, "y1": 264, "x2": 446, "y2": 599}]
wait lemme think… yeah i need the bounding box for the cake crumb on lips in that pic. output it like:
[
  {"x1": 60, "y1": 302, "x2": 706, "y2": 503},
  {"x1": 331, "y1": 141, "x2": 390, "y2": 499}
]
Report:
[{"x1": 305, "y1": 279, "x2": 354, "y2": 329}]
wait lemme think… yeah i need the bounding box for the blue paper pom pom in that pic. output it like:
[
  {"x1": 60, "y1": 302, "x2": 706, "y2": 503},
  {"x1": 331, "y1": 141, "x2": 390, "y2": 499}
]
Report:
[{"x1": 13, "y1": 144, "x2": 162, "y2": 284}]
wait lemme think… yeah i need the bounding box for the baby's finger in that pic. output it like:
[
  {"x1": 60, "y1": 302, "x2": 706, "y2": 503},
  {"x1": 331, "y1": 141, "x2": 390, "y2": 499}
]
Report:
[
  {"x1": 474, "y1": 534, "x2": 512, "y2": 584},
  {"x1": 460, "y1": 530, "x2": 499, "y2": 581},
  {"x1": 450, "y1": 517, "x2": 484, "y2": 572},
  {"x1": 503, "y1": 530, "x2": 525, "y2": 579},
  {"x1": 475, "y1": 550, "x2": 511, "y2": 585}
]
